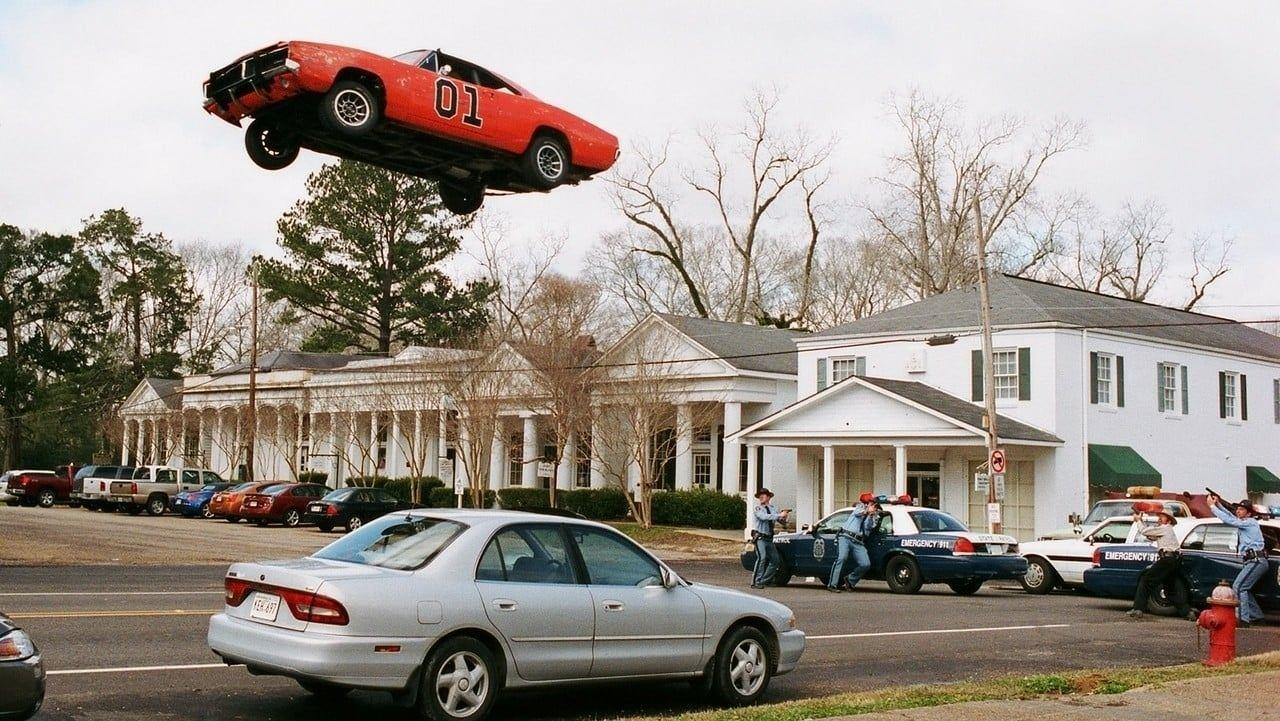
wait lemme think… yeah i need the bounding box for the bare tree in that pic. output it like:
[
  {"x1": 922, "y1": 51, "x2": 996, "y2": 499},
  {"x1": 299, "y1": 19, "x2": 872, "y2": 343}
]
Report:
[
  {"x1": 257, "y1": 405, "x2": 304, "y2": 482},
  {"x1": 468, "y1": 215, "x2": 565, "y2": 344},
  {"x1": 1183, "y1": 233, "x2": 1232, "y2": 311}
]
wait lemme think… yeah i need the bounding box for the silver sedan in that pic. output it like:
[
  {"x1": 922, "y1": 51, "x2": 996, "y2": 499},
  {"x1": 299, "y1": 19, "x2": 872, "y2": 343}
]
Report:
[{"x1": 207, "y1": 509, "x2": 804, "y2": 720}]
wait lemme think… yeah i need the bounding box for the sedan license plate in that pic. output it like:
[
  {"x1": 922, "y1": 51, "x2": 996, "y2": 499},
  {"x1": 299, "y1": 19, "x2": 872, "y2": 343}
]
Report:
[
  {"x1": 987, "y1": 544, "x2": 1006, "y2": 555},
  {"x1": 308, "y1": 504, "x2": 324, "y2": 513},
  {"x1": 250, "y1": 593, "x2": 281, "y2": 622}
]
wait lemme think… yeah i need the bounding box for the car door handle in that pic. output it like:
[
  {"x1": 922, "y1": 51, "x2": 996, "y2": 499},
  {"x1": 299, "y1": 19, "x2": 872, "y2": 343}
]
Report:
[
  {"x1": 492, "y1": 599, "x2": 518, "y2": 612},
  {"x1": 602, "y1": 600, "x2": 624, "y2": 612}
]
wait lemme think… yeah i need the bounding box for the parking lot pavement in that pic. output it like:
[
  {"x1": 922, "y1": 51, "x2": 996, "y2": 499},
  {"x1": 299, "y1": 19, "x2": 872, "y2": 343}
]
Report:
[{"x1": 5, "y1": 561, "x2": 1277, "y2": 721}]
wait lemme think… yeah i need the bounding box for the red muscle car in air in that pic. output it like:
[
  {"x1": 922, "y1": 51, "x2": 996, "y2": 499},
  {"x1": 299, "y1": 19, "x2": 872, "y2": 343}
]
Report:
[{"x1": 203, "y1": 42, "x2": 619, "y2": 214}]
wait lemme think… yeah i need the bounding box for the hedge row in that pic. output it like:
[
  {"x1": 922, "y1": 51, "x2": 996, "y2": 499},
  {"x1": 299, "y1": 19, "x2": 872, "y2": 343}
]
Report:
[
  {"x1": 495, "y1": 488, "x2": 630, "y2": 521},
  {"x1": 428, "y1": 487, "x2": 495, "y2": 509},
  {"x1": 650, "y1": 489, "x2": 746, "y2": 530},
  {"x1": 344, "y1": 475, "x2": 446, "y2": 504},
  {"x1": 298, "y1": 470, "x2": 329, "y2": 485}
]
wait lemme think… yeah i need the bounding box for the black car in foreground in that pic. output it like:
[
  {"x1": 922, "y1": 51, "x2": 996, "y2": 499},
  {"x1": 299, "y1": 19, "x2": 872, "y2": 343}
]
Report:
[
  {"x1": 0, "y1": 613, "x2": 44, "y2": 720},
  {"x1": 303, "y1": 486, "x2": 409, "y2": 532}
]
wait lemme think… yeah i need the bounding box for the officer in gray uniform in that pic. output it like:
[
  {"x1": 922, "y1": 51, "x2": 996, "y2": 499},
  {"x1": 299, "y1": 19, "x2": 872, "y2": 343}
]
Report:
[{"x1": 750, "y1": 488, "x2": 789, "y2": 589}]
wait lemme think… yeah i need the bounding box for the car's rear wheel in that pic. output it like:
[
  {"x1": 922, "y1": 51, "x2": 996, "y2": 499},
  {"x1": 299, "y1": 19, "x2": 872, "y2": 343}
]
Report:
[
  {"x1": 126, "y1": 504, "x2": 143, "y2": 516},
  {"x1": 419, "y1": 636, "x2": 498, "y2": 721},
  {"x1": 948, "y1": 579, "x2": 984, "y2": 595},
  {"x1": 146, "y1": 495, "x2": 167, "y2": 516},
  {"x1": 320, "y1": 80, "x2": 381, "y2": 137},
  {"x1": 438, "y1": 182, "x2": 485, "y2": 215},
  {"x1": 244, "y1": 117, "x2": 299, "y2": 170},
  {"x1": 1020, "y1": 557, "x2": 1058, "y2": 594},
  {"x1": 297, "y1": 679, "x2": 352, "y2": 699},
  {"x1": 710, "y1": 625, "x2": 773, "y2": 706},
  {"x1": 37, "y1": 489, "x2": 57, "y2": 508},
  {"x1": 521, "y1": 134, "x2": 570, "y2": 190},
  {"x1": 885, "y1": 555, "x2": 924, "y2": 594},
  {"x1": 345, "y1": 515, "x2": 363, "y2": 533},
  {"x1": 283, "y1": 509, "x2": 301, "y2": 527},
  {"x1": 1146, "y1": 576, "x2": 1189, "y2": 617},
  {"x1": 771, "y1": 561, "x2": 792, "y2": 587}
]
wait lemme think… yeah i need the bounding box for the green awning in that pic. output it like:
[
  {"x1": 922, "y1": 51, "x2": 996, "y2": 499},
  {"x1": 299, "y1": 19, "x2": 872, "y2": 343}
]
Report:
[
  {"x1": 1088, "y1": 444, "x2": 1161, "y2": 490},
  {"x1": 1247, "y1": 465, "x2": 1280, "y2": 494}
]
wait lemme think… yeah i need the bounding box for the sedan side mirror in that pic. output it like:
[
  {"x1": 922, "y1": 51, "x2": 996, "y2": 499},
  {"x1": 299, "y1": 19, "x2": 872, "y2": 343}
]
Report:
[
  {"x1": 800, "y1": 524, "x2": 812, "y2": 534},
  {"x1": 660, "y1": 566, "x2": 680, "y2": 589}
]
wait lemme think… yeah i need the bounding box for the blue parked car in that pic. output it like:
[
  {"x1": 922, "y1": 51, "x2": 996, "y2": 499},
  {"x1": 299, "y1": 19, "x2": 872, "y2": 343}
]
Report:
[
  {"x1": 172, "y1": 483, "x2": 234, "y2": 518},
  {"x1": 741, "y1": 505, "x2": 1027, "y2": 594},
  {"x1": 1083, "y1": 517, "x2": 1280, "y2": 615}
]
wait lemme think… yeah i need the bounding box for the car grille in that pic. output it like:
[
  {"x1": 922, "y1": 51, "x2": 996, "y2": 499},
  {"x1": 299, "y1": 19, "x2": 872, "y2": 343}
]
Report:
[{"x1": 205, "y1": 45, "x2": 290, "y2": 103}]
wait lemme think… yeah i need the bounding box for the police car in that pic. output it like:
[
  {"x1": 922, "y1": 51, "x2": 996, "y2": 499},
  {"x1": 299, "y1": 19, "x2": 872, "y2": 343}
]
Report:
[
  {"x1": 1082, "y1": 517, "x2": 1280, "y2": 615},
  {"x1": 741, "y1": 504, "x2": 1027, "y2": 594},
  {"x1": 1017, "y1": 513, "x2": 1196, "y2": 594}
]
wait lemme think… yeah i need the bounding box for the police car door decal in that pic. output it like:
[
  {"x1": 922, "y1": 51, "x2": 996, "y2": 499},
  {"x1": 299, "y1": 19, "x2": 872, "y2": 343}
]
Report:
[{"x1": 813, "y1": 538, "x2": 825, "y2": 560}]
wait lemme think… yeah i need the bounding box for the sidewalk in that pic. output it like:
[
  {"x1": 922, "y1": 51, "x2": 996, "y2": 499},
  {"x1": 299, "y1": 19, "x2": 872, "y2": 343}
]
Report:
[{"x1": 825, "y1": 670, "x2": 1279, "y2": 721}]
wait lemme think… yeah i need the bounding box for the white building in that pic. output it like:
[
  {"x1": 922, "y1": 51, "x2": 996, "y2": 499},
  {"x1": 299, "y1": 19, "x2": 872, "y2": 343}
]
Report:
[{"x1": 731, "y1": 274, "x2": 1280, "y2": 539}]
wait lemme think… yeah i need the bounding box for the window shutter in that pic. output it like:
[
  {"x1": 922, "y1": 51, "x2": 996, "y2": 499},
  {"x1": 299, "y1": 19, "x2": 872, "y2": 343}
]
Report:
[
  {"x1": 1218, "y1": 371, "x2": 1227, "y2": 418},
  {"x1": 1018, "y1": 347, "x2": 1031, "y2": 401},
  {"x1": 1274, "y1": 378, "x2": 1280, "y2": 424},
  {"x1": 1180, "y1": 365, "x2": 1189, "y2": 415},
  {"x1": 1156, "y1": 363, "x2": 1165, "y2": 412},
  {"x1": 817, "y1": 358, "x2": 827, "y2": 391},
  {"x1": 855, "y1": 356, "x2": 866, "y2": 377},
  {"x1": 971, "y1": 350, "x2": 983, "y2": 401},
  {"x1": 1240, "y1": 374, "x2": 1248, "y2": 421},
  {"x1": 1115, "y1": 355, "x2": 1125, "y2": 407},
  {"x1": 1089, "y1": 352, "x2": 1099, "y2": 404}
]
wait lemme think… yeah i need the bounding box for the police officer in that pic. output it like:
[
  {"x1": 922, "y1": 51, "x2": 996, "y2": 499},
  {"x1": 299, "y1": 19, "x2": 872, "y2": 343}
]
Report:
[
  {"x1": 827, "y1": 494, "x2": 879, "y2": 592},
  {"x1": 1206, "y1": 493, "x2": 1268, "y2": 626},
  {"x1": 1127, "y1": 508, "x2": 1196, "y2": 621},
  {"x1": 750, "y1": 488, "x2": 789, "y2": 589}
]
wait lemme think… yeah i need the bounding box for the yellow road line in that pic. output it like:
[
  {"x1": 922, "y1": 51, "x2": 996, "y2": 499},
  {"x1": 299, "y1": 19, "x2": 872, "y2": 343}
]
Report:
[{"x1": 9, "y1": 609, "x2": 217, "y2": 620}]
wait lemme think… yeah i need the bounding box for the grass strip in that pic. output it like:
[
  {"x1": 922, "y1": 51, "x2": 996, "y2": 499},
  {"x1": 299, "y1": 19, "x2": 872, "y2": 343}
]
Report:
[
  {"x1": 610, "y1": 523, "x2": 741, "y2": 554},
  {"x1": 620, "y1": 652, "x2": 1280, "y2": 721}
]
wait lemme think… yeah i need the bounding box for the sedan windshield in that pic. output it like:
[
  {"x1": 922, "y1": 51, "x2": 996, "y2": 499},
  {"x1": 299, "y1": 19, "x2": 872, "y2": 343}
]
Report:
[{"x1": 313, "y1": 515, "x2": 465, "y2": 570}]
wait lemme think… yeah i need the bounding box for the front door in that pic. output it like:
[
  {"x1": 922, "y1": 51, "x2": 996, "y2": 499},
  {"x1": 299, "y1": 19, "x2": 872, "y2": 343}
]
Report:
[
  {"x1": 906, "y1": 463, "x2": 940, "y2": 508},
  {"x1": 569, "y1": 526, "x2": 705, "y2": 677},
  {"x1": 475, "y1": 524, "x2": 594, "y2": 681},
  {"x1": 793, "y1": 510, "x2": 850, "y2": 578}
]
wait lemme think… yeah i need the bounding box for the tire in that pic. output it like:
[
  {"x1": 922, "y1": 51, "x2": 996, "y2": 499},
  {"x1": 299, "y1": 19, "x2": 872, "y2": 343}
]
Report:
[
  {"x1": 319, "y1": 80, "x2": 381, "y2": 136},
  {"x1": 521, "y1": 134, "x2": 570, "y2": 190},
  {"x1": 200, "y1": 503, "x2": 215, "y2": 519},
  {"x1": 37, "y1": 489, "x2": 57, "y2": 508},
  {"x1": 146, "y1": 496, "x2": 168, "y2": 516},
  {"x1": 710, "y1": 625, "x2": 773, "y2": 706},
  {"x1": 948, "y1": 579, "x2": 984, "y2": 595},
  {"x1": 297, "y1": 679, "x2": 351, "y2": 699},
  {"x1": 283, "y1": 509, "x2": 301, "y2": 528},
  {"x1": 438, "y1": 182, "x2": 485, "y2": 215},
  {"x1": 317, "y1": 521, "x2": 334, "y2": 533},
  {"x1": 244, "y1": 117, "x2": 299, "y2": 170},
  {"x1": 1020, "y1": 557, "x2": 1058, "y2": 595},
  {"x1": 345, "y1": 515, "x2": 363, "y2": 533},
  {"x1": 126, "y1": 504, "x2": 143, "y2": 516},
  {"x1": 884, "y1": 555, "x2": 924, "y2": 594},
  {"x1": 419, "y1": 636, "x2": 498, "y2": 721},
  {"x1": 226, "y1": 515, "x2": 240, "y2": 523},
  {"x1": 1146, "y1": 576, "x2": 1188, "y2": 617},
  {"x1": 83, "y1": 501, "x2": 100, "y2": 511},
  {"x1": 3, "y1": 500, "x2": 17, "y2": 507},
  {"x1": 771, "y1": 561, "x2": 792, "y2": 587}
]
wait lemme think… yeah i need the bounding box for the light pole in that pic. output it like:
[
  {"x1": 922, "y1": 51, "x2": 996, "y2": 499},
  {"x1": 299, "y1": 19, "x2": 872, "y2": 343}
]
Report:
[{"x1": 972, "y1": 194, "x2": 1002, "y2": 534}]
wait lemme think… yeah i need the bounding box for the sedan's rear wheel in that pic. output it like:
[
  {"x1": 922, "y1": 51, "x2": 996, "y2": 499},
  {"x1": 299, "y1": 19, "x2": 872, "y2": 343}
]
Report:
[
  {"x1": 200, "y1": 503, "x2": 215, "y2": 519},
  {"x1": 711, "y1": 625, "x2": 772, "y2": 706},
  {"x1": 947, "y1": 579, "x2": 984, "y2": 595},
  {"x1": 884, "y1": 555, "x2": 924, "y2": 594},
  {"x1": 438, "y1": 182, "x2": 485, "y2": 215},
  {"x1": 419, "y1": 637, "x2": 497, "y2": 721},
  {"x1": 1020, "y1": 557, "x2": 1057, "y2": 594},
  {"x1": 244, "y1": 117, "x2": 299, "y2": 170},
  {"x1": 346, "y1": 515, "x2": 363, "y2": 533},
  {"x1": 1146, "y1": 576, "x2": 1188, "y2": 617}
]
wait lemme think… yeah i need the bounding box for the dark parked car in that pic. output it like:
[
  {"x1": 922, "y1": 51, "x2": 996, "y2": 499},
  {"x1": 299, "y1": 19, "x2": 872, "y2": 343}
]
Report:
[
  {"x1": 0, "y1": 612, "x2": 44, "y2": 720},
  {"x1": 240, "y1": 483, "x2": 329, "y2": 527},
  {"x1": 304, "y1": 486, "x2": 409, "y2": 532}
]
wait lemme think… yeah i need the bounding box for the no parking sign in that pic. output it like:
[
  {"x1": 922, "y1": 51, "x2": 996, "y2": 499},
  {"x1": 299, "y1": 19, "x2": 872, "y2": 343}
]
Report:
[{"x1": 989, "y1": 448, "x2": 1006, "y2": 474}]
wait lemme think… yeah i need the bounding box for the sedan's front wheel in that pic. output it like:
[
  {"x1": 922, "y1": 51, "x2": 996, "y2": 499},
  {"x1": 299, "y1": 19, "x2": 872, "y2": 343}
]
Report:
[
  {"x1": 1020, "y1": 557, "x2": 1057, "y2": 594},
  {"x1": 711, "y1": 625, "x2": 772, "y2": 706},
  {"x1": 244, "y1": 117, "x2": 299, "y2": 170},
  {"x1": 419, "y1": 637, "x2": 497, "y2": 721},
  {"x1": 201, "y1": 503, "x2": 215, "y2": 519}
]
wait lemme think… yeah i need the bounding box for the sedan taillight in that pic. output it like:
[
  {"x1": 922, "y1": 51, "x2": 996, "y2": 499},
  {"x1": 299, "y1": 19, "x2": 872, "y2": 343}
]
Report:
[
  {"x1": 952, "y1": 537, "x2": 976, "y2": 555},
  {"x1": 223, "y1": 576, "x2": 348, "y2": 626},
  {"x1": 1092, "y1": 548, "x2": 1103, "y2": 567}
]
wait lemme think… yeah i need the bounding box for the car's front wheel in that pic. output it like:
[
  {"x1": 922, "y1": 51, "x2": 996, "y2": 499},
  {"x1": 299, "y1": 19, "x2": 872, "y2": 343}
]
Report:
[
  {"x1": 710, "y1": 625, "x2": 773, "y2": 706},
  {"x1": 320, "y1": 80, "x2": 381, "y2": 137},
  {"x1": 345, "y1": 515, "x2": 363, "y2": 533},
  {"x1": 37, "y1": 489, "x2": 57, "y2": 508},
  {"x1": 419, "y1": 636, "x2": 498, "y2": 721},
  {"x1": 200, "y1": 503, "x2": 215, "y2": 519},
  {"x1": 438, "y1": 182, "x2": 485, "y2": 215},
  {"x1": 1020, "y1": 557, "x2": 1057, "y2": 595},
  {"x1": 521, "y1": 134, "x2": 570, "y2": 190},
  {"x1": 244, "y1": 117, "x2": 299, "y2": 170},
  {"x1": 885, "y1": 555, "x2": 924, "y2": 594}
]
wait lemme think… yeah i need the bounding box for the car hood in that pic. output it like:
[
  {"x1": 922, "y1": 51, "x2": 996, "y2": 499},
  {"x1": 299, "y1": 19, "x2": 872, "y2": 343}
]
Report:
[{"x1": 686, "y1": 581, "x2": 793, "y2": 627}]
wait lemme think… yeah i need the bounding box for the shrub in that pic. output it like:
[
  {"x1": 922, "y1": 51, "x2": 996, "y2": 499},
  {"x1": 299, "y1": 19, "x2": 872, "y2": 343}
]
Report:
[
  {"x1": 298, "y1": 470, "x2": 329, "y2": 485},
  {"x1": 561, "y1": 489, "x2": 630, "y2": 521},
  {"x1": 497, "y1": 488, "x2": 550, "y2": 510},
  {"x1": 343, "y1": 476, "x2": 445, "y2": 504},
  {"x1": 429, "y1": 487, "x2": 495, "y2": 509},
  {"x1": 1020, "y1": 675, "x2": 1073, "y2": 695},
  {"x1": 650, "y1": 488, "x2": 745, "y2": 530}
]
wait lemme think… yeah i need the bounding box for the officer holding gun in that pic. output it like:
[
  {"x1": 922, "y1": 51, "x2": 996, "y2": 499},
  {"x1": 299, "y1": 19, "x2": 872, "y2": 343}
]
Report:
[
  {"x1": 1206, "y1": 491, "x2": 1267, "y2": 626},
  {"x1": 827, "y1": 494, "x2": 880, "y2": 593},
  {"x1": 750, "y1": 488, "x2": 790, "y2": 589}
]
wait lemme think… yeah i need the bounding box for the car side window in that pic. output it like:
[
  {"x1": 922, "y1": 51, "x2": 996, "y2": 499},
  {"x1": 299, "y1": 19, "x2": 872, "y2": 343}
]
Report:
[
  {"x1": 1181, "y1": 526, "x2": 1206, "y2": 550},
  {"x1": 477, "y1": 526, "x2": 575, "y2": 584},
  {"x1": 815, "y1": 511, "x2": 851, "y2": 534},
  {"x1": 571, "y1": 527, "x2": 662, "y2": 587},
  {"x1": 202, "y1": 472, "x2": 221, "y2": 484},
  {"x1": 1202, "y1": 525, "x2": 1239, "y2": 553},
  {"x1": 156, "y1": 469, "x2": 176, "y2": 483},
  {"x1": 877, "y1": 513, "x2": 894, "y2": 535},
  {"x1": 182, "y1": 470, "x2": 199, "y2": 484},
  {"x1": 1091, "y1": 521, "x2": 1133, "y2": 543}
]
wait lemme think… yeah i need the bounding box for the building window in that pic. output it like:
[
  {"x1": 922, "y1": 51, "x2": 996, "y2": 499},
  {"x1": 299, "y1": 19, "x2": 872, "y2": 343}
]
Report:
[
  {"x1": 508, "y1": 435, "x2": 522, "y2": 485},
  {"x1": 1095, "y1": 353, "x2": 1114, "y2": 406},
  {"x1": 1158, "y1": 362, "x2": 1187, "y2": 414},
  {"x1": 830, "y1": 357, "x2": 866, "y2": 384},
  {"x1": 1222, "y1": 372, "x2": 1239, "y2": 420},
  {"x1": 993, "y1": 349, "x2": 1020, "y2": 400},
  {"x1": 693, "y1": 452, "x2": 712, "y2": 486},
  {"x1": 575, "y1": 437, "x2": 592, "y2": 488},
  {"x1": 694, "y1": 427, "x2": 711, "y2": 444}
]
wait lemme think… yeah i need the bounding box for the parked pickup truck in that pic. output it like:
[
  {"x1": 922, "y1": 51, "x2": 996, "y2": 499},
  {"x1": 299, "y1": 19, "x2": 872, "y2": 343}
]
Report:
[
  {"x1": 109, "y1": 466, "x2": 224, "y2": 516},
  {"x1": 1, "y1": 466, "x2": 79, "y2": 508},
  {"x1": 73, "y1": 465, "x2": 137, "y2": 511}
]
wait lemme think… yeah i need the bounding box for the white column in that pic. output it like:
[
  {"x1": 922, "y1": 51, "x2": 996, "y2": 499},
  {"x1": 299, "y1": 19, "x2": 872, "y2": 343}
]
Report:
[
  {"x1": 120, "y1": 420, "x2": 131, "y2": 465},
  {"x1": 520, "y1": 415, "x2": 539, "y2": 487},
  {"x1": 675, "y1": 403, "x2": 694, "y2": 491},
  {"x1": 745, "y1": 443, "x2": 760, "y2": 530},
  {"x1": 708, "y1": 424, "x2": 720, "y2": 491},
  {"x1": 720, "y1": 401, "x2": 742, "y2": 494},
  {"x1": 822, "y1": 444, "x2": 836, "y2": 517},
  {"x1": 424, "y1": 410, "x2": 439, "y2": 478},
  {"x1": 627, "y1": 455, "x2": 642, "y2": 500},
  {"x1": 387, "y1": 411, "x2": 400, "y2": 478},
  {"x1": 589, "y1": 415, "x2": 605, "y2": 489},
  {"x1": 197, "y1": 414, "x2": 206, "y2": 468},
  {"x1": 274, "y1": 410, "x2": 284, "y2": 480},
  {"x1": 456, "y1": 419, "x2": 470, "y2": 487},
  {"x1": 368, "y1": 411, "x2": 380, "y2": 476},
  {"x1": 328, "y1": 413, "x2": 339, "y2": 487},
  {"x1": 489, "y1": 427, "x2": 507, "y2": 490},
  {"x1": 894, "y1": 444, "x2": 908, "y2": 497},
  {"x1": 149, "y1": 419, "x2": 159, "y2": 463},
  {"x1": 556, "y1": 432, "x2": 576, "y2": 491}
]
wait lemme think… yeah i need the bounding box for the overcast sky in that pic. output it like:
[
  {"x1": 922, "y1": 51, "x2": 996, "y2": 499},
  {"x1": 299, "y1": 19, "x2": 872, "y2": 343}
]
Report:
[{"x1": 1, "y1": 1, "x2": 1277, "y2": 320}]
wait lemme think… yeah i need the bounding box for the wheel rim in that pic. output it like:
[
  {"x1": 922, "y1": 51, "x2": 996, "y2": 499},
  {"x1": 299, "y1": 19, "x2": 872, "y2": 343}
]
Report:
[
  {"x1": 536, "y1": 143, "x2": 564, "y2": 179},
  {"x1": 286, "y1": 511, "x2": 299, "y2": 526},
  {"x1": 40, "y1": 492, "x2": 55, "y2": 506},
  {"x1": 202, "y1": 504, "x2": 213, "y2": 519},
  {"x1": 729, "y1": 639, "x2": 767, "y2": 697},
  {"x1": 332, "y1": 89, "x2": 371, "y2": 127},
  {"x1": 257, "y1": 126, "x2": 291, "y2": 157},
  {"x1": 349, "y1": 517, "x2": 362, "y2": 530},
  {"x1": 435, "y1": 650, "x2": 489, "y2": 718},
  {"x1": 150, "y1": 500, "x2": 164, "y2": 514},
  {"x1": 894, "y1": 562, "x2": 913, "y2": 584},
  {"x1": 1025, "y1": 562, "x2": 1045, "y2": 588}
]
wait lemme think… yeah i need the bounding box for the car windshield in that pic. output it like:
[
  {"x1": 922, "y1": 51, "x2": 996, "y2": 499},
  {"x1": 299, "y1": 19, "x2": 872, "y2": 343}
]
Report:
[
  {"x1": 393, "y1": 49, "x2": 433, "y2": 68},
  {"x1": 74, "y1": 466, "x2": 96, "y2": 480},
  {"x1": 323, "y1": 488, "x2": 357, "y2": 501},
  {"x1": 314, "y1": 515, "x2": 465, "y2": 570},
  {"x1": 199, "y1": 484, "x2": 221, "y2": 491},
  {"x1": 1083, "y1": 502, "x2": 1132, "y2": 525},
  {"x1": 910, "y1": 509, "x2": 969, "y2": 533}
]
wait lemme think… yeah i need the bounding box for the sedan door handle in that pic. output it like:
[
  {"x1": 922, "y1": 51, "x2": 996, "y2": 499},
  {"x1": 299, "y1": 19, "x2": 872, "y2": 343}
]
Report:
[
  {"x1": 492, "y1": 599, "x2": 518, "y2": 612},
  {"x1": 602, "y1": 600, "x2": 624, "y2": 612}
]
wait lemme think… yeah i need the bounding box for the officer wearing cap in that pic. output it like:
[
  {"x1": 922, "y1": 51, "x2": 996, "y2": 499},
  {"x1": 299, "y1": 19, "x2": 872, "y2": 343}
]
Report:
[
  {"x1": 750, "y1": 488, "x2": 789, "y2": 589},
  {"x1": 1207, "y1": 493, "x2": 1267, "y2": 626},
  {"x1": 827, "y1": 493, "x2": 880, "y2": 593},
  {"x1": 1127, "y1": 507, "x2": 1196, "y2": 621}
]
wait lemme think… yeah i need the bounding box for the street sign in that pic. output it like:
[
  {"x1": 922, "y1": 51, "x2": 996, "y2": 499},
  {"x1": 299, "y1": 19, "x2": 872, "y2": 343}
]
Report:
[
  {"x1": 989, "y1": 448, "x2": 1007, "y2": 474},
  {"x1": 537, "y1": 461, "x2": 555, "y2": 479},
  {"x1": 439, "y1": 458, "x2": 455, "y2": 484},
  {"x1": 453, "y1": 475, "x2": 465, "y2": 495},
  {"x1": 973, "y1": 473, "x2": 989, "y2": 493},
  {"x1": 986, "y1": 502, "x2": 1002, "y2": 524},
  {"x1": 993, "y1": 473, "x2": 1006, "y2": 501}
]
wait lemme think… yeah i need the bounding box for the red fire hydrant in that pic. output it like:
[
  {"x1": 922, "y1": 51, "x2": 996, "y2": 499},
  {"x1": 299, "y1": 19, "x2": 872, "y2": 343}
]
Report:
[{"x1": 1197, "y1": 581, "x2": 1238, "y2": 666}]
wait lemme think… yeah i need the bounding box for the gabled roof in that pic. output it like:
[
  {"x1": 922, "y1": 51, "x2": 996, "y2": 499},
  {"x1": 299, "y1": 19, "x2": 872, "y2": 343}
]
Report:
[
  {"x1": 656, "y1": 313, "x2": 806, "y2": 375},
  {"x1": 732, "y1": 375, "x2": 1062, "y2": 445},
  {"x1": 143, "y1": 378, "x2": 183, "y2": 410},
  {"x1": 806, "y1": 274, "x2": 1280, "y2": 361},
  {"x1": 212, "y1": 350, "x2": 357, "y2": 376}
]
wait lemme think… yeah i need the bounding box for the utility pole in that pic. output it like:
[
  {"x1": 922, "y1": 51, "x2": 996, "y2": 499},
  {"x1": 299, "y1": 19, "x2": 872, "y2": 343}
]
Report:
[
  {"x1": 245, "y1": 272, "x2": 259, "y2": 482},
  {"x1": 972, "y1": 194, "x2": 1002, "y2": 534}
]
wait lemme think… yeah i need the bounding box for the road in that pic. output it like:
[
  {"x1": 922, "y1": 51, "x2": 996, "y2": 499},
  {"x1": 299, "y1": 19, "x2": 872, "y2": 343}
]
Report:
[{"x1": 6, "y1": 562, "x2": 1277, "y2": 721}]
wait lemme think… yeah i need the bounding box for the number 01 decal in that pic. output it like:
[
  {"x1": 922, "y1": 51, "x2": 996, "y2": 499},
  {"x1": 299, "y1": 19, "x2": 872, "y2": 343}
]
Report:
[{"x1": 434, "y1": 77, "x2": 484, "y2": 128}]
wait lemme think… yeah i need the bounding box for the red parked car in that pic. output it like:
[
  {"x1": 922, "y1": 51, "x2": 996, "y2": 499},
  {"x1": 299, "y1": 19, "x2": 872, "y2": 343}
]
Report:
[
  {"x1": 203, "y1": 42, "x2": 619, "y2": 214},
  {"x1": 239, "y1": 483, "x2": 329, "y2": 527},
  {"x1": 1, "y1": 466, "x2": 79, "y2": 508}
]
